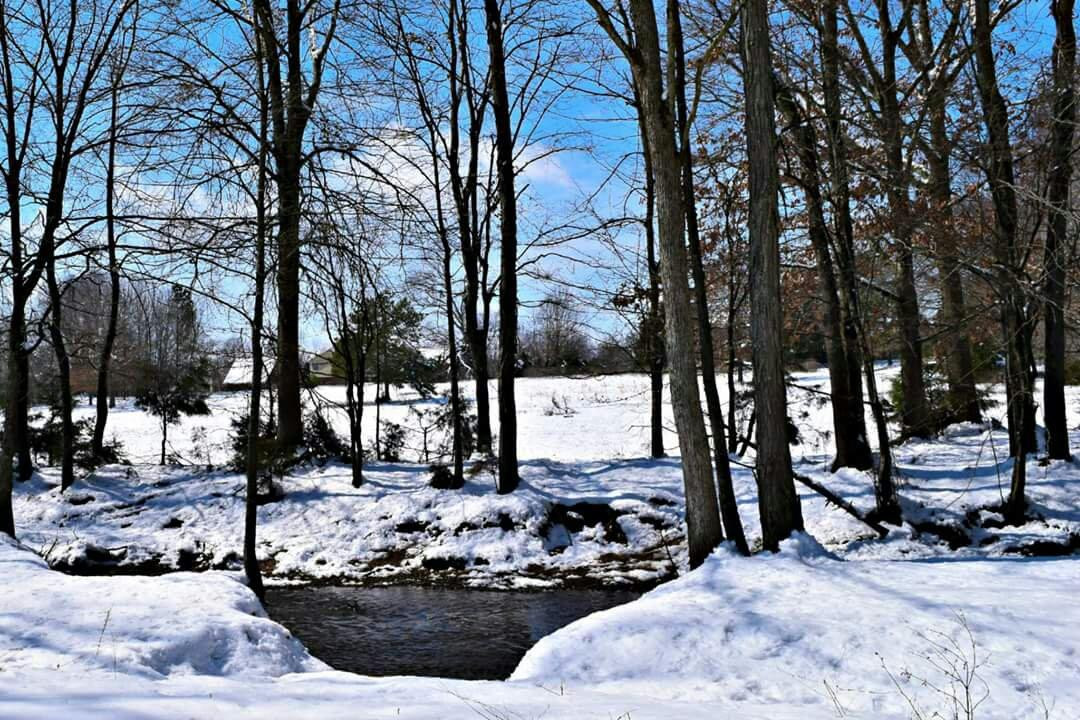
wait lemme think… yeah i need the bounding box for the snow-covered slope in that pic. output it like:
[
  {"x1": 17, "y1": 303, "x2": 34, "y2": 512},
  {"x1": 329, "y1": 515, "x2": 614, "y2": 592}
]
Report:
[{"x1": 515, "y1": 533, "x2": 1079, "y2": 718}]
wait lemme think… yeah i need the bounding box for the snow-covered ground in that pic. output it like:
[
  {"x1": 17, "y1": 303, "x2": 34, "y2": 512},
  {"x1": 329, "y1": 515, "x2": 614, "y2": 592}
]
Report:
[{"x1": 2, "y1": 368, "x2": 1079, "y2": 717}]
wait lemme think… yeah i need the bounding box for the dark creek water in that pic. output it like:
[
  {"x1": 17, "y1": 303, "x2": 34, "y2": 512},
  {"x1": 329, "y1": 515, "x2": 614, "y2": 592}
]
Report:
[{"x1": 265, "y1": 585, "x2": 639, "y2": 680}]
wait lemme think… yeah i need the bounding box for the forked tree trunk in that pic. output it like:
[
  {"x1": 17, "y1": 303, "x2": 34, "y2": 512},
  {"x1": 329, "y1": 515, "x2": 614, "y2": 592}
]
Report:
[
  {"x1": 774, "y1": 78, "x2": 874, "y2": 474},
  {"x1": 586, "y1": 0, "x2": 724, "y2": 566},
  {"x1": 251, "y1": 0, "x2": 337, "y2": 452},
  {"x1": 821, "y1": 0, "x2": 897, "y2": 517},
  {"x1": 629, "y1": 0, "x2": 724, "y2": 566},
  {"x1": 972, "y1": 0, "x2": 1036, "y2": 522},
  {"x1": 670, "y1": 0, "x2": 748, "y2": 554},
  {"x1": 742, "y1": 0, "x2": 804, "y2": 550},
  {"x1": 873, "y1": 0, "x2": 931, "y2": 438},
  {"x1": 447, "y1": 0, "x2": 493, "y2": 457}
]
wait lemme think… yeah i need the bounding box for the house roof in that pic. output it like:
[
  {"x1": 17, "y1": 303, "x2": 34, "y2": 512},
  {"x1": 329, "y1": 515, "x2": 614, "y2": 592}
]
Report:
[{"x1": 223, "y1": 357, "x2": 275, "y2": 386}]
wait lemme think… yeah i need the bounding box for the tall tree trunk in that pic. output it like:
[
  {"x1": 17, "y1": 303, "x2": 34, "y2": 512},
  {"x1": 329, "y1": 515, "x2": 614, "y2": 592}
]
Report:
[
  {"x1": 627, "y1": 0, "x2": 724, "y2": 566},
  {"x1": 906, "y1": 0, "x2": 982, "y2": 426},
  {"x1": 646, "y1": 170, "x2": 666, "y2": 460},
  {"x1": 742, "y1": 0, "x2": 804, "y2": 550},
  {"x1": 374, "y1": 327, "x2": 382, "y2": 460},
  {"x1": 670, "y1": 0, "x2": 748, "y2": 554},
  {"x1": 275, "y1": 158, "x2": 304, "y2": 449},
  {"x1": 727, "y1": 302, "x2": 739, "y2": 455},
  {"x1": 774, "y1": 78, "x2": 874, "y2": 474},
  {"x1": 1043, "y1": 0, "x2": 1076, "y2": 461},
  {"x1": 872, "y1": 0, "x2": 931, "y2": 438},
  {"x1": 972, "y1": 0, "x2": 1036, "y2": 522},
  {"x1": 252, "y1": 0, "x2": 337, "y2": 452},
  {"x1": 484, "y1": 0, "x2": 519, "y2": 493},
  {"x1": 94, "y1": 74, "x2": 123, "y2": 461},
  {"x1": 447, "y1": 0, "x2": 493, "y2": 457},
  {"x1": 245, "y1": 57, "x2": 269, "y2": 599},
  {"x1": 1, "y1": 176, "x2": 27, "y2": 532}
]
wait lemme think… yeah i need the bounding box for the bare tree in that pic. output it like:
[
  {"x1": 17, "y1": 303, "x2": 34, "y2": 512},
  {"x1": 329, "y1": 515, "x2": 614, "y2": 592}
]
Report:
[
  {"x1": 902, "y1": 0, "x2": 981, "y2": 425},
  {"x1": 843, "y1": 0, "x2": 932, "y2": 438},
  {"x1": 671, "y1": 0, "x2": 748, "y2": 554},
  {"x1": 742, "y1": 0, "x2": 803, "y2": 550},
  {"x1": 250, "y1": 0, "x2": 340, "y2": 451},
  {"x1": 484, "y1": 0, "x2": 520, "y2": 493}
]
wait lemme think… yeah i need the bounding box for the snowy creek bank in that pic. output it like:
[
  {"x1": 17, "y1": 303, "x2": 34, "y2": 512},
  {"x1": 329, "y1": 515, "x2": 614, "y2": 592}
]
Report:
[
  {"x1": 18, "y1": 460, "x2": 687, "y2": 589},
  {"x1": 263, "y1": 585, "x2": 639, "y2": 679}
]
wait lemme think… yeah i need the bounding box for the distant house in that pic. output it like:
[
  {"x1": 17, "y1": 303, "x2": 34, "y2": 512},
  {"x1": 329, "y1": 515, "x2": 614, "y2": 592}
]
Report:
[
  {"x1": 222, "y1": 357, "x2": 276, "y2": 391},
  {"x1": 307, "y1": 350, "x2": 342, "y2": 384}
]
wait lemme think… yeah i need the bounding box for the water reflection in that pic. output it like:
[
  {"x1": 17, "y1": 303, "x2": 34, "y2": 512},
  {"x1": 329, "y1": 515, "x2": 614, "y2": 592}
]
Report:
[{"x1": 265, "y1": 585, "x2": 639, "y2": 680}]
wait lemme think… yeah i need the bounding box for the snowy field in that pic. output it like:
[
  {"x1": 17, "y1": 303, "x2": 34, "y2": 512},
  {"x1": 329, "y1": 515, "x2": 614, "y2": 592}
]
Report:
[{"x1": 2, "y1": 367, "x2": 1080, "y2": 718}]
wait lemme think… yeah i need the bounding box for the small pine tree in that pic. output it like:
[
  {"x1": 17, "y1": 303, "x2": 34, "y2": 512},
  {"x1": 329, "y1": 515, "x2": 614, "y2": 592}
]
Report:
[{"x1": 136, "y1": 357, "x2": 212, "y2": 465}]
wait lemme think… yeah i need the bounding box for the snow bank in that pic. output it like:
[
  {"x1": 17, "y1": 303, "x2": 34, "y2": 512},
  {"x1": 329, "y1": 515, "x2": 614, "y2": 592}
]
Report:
[
  {"x1": 514, "y1": 535, "x2": 1080, "y2": 718},
  {"x1": 0, "y1": 535, "x2": 321, "y2": 679}
]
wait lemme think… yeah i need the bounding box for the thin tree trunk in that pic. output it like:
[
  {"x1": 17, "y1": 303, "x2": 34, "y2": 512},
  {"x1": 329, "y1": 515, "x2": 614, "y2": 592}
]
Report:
[
  {"x1": 742, "y1": 0, "x2": 804, "y2": 551},
  {"x1": 46, "y1": 256, "x2": 75, "y2": 490},
  {"x1": 93, "y1": 73, "x2": 123, "y2": 461},
  {"x1": 441, "y1": 232, "x2": 465, "y2": 488},
  {"x1": 632, "y1": 80, "x2": 666, "y2": 459},
  {"x1": 338, "y1": 287, "x2": 364, "y2": 489},
  {"x1": 160, "y1": 419, "x2": 167, "y2": 466},
  {"x1": 874, "y1": 0, "x2": 931, "y2": 438},
  {"x1": 484, "y1": 0, "x2": 519, "y2": 493},
  {"x1": 374, "y1": 327, "x2": 382, "y2": 460},
  {"x1": 923, "y1": 49, "x2": 980, "y2": 424},
  {"x1": 244, "y1": 10, "x2": 271, "y2": 600},
  {"x1": 1043, "y1": 0, "x2": 1076, "y2": 461},
  {"x1": 727, "y1": 308, "x2": 738, "y2": 455},
  {"x1": 647, "y1": 207, "x2": 665, "y2": 460}
]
